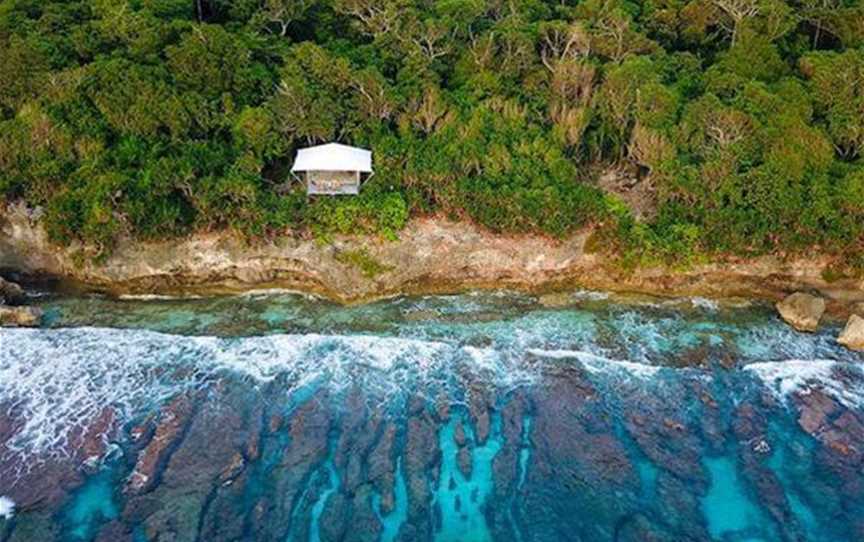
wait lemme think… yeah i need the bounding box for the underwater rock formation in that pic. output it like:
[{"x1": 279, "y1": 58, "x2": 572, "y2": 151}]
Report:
[{"x1": 0, "y1": 292, "x2": 863, "y2": 541}]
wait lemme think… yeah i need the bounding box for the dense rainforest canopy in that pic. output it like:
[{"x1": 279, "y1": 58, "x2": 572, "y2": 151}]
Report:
[{"x1": 0, "y1": 0, "x2": 862, "y2": 265}]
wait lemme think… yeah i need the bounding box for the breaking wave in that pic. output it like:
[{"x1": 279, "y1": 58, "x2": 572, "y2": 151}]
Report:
[
  {"x1": 0, "y1": 496, "x2": 14, "y2": 520},
  {"x1": 0, "y1": 327, "x2": 539, "y2": 457},
  {"x1": 1, "y1": 299, "x2": 861, "y2": 461},
  {"x1": 744, "y1": 359, "x2": 864, "y2": 409}
]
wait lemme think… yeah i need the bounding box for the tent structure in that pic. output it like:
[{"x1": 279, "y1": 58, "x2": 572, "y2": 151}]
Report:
[{"x1": 290, "y1": 143, "x2": 373, "y2": 195}]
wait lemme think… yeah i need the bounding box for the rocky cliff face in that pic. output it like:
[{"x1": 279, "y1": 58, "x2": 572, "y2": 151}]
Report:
[{"x1": 1, "y1": 203, "x2": 862, "y2": 311}]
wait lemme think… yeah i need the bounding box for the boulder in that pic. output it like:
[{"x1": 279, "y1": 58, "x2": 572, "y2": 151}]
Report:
[
  {"x1": 838, "y1": 314, "x2": 864, "y2": 351},
  {"x1": 0, "y1": 306, "x2": 42, "y2": 327},
  {"x1": 776, "y1": 292, "x2": 825, "y2": 332},
  {"x1": 0, "y1": 277, "x2": 25, "y2": 306}
]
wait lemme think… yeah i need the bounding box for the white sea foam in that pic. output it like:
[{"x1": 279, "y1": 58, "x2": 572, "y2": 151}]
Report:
[
  {"x1": 527, "y1": 348, "x2": 662, "y2": 379},
  {"x1": 0, "y1": 327, "x2": 537, "y2": 460},
  {"x1": 117, "y1": 294, "x2": 202, "y2": 301},
  {"x1": 0, "y1": 496, "x2": 14, "y2": 520},
  {"x1": 744, "y1": 360, "x2": 864, "y2": 409},
  {"x1": 570, "y1": 290, "x2": 611, "y2": 302},
  {"x1": 689, "y1": 297, "x2": 720, "y2": 311},
  {"x1": 236, "y1": 288, "x2": 324, "y2": 300}
]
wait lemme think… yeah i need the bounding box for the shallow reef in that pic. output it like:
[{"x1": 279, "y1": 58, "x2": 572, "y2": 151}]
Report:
[{"x1": 0, "y1": 291, "x2": 862, "y2": 541}]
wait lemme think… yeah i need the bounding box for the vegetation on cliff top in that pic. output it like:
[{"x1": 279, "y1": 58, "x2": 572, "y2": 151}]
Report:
[{"x1": 0, "y1": 0, "x2": 862, "y2": 266}]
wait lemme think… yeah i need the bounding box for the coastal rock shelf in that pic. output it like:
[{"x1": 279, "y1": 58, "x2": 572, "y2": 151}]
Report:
[
  {"x1": 3, "y1": 206, "x2": 864, "y2": 314},
  {"x1": 0, "y1": 291, "x2": 862, "y2": 541}
]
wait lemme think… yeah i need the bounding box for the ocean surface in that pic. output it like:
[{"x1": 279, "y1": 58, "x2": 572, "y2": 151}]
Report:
[{"x1": 0, "y1": 290, "x2": 862, "y2": 541}]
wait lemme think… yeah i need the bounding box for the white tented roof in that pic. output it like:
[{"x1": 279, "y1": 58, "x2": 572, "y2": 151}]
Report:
[{"x1": 291, "y1": 143, "x2": 372, "y2": 173}]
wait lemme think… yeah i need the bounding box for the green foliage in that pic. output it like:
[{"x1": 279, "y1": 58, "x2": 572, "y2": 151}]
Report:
[{"x1": 0, "y1": 0, "x2": 860, "y2": 263}]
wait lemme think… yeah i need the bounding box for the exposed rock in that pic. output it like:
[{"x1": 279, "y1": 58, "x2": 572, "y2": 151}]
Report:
[
  {"x1": 795, "y1": 389, "x2": 839, "y2": 436},
  {"x1": 458, "y1": 446, "x2": 472, "y2": 478},
  {"x1": 776, "y1": 292, "x2": 825, "y2": 332},
  {"x1": 0, "y1": 305, "x2": 42, "y2": 327},
  {"x1": 3, "y1": 202, "x2": 862, "y2": 306},
  {"x1": 94, "y1": 521, "x2": 133, "y2": 542},
  {"x1": 537, "y1": 292, "x2": 572, "y2": 308},
  {"x1": 402, "y1": 308, "x2": 440, "y2": 321},
  {"x1": 838, "y1": 314, "x2": 864, "y2": 351},
  {"x1": 852, "y1": 302, "x2": 864, "y2": 317},
  {"x1": 218, "y1": 452, "x2": 245, "y2": 485},
  {"x1": 453, "y1": 420, "x2": 466, "y2": 446},
  {"x1": 0, "y1": 407, "x2": 85, "y2": 512},
  {"x1": 125, "y1": 395, "x2": 194, "y2": 495},
  {"x1": 70, "y1": 407, "x2": 117, "y2": 467},
  {"x1": 0, "y1": 277, "x2": 25, "y2": 305}
]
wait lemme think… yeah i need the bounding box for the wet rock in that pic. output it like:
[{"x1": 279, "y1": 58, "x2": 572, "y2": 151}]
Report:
[
  {"x1": 466, "y1": 383, "x2": 492, "y2": 444},
  {"x1": 519, "y1": 372, "x2": 642, "y2": 540},
  {"x1": 319, "y1": 492, "x2": 350, "y2": 542},
  {"x1": 625, "y1": 411, "x2": 704, "y2": 482},
  {"x1": 537, "y1": 292, "x2": 572, "y2": 308},
  {"x1": 795, "y1": 389, "x2": 839, "y2": 436},
  {"x1": 776, "y1": 292, "x2": 825, "y2": 332},
  {"x1": 402, "y1": 308, "x2": 439, "y2": 321},
  {"x1": 453, "y1": 420, "x2": 466, "y2": 447},
  {"x1": 433, "y1": 396, "x2": 449, "y2": 421},
  {"x1": 731, "y1": 402, "x2": 766, "y2": 442},
  {"x1": 141, "y1": 385, "x2": 265, "y2": 542},
  {"x1": 125, "y1": 395, "x2": 194, "y2": 495},
  {"x1": 490, "y1": 393, "x2": 531, "y2": 541},
  {"x1": 367, "y1": 423, "x2": 397, "y2": 508},
  {"x1": 653, "y1": 472, "x2": 709, "y2": 539},
  {"x1": 457, "y1": 446, "x2": 472, "y2": 478},
  {"x1": 70, "y1": 407, "x2": 117, "y2": 468},
  {"x1": 128, "y1": 416, "x2": 155, "y2": 445},
  {"x1": 614, "y1": 513, "x2": 674, "y2": 542},
  {"x1": 838, "y1": 314, "x2": 864, "y2": 351},
  {"x1": 695, "y1": 384, "x2": 725, "y2": 454},
  {"x1": 342, "y1": 485, "x2": 383, "y2": 542},
  {"x1": 268, "y1": 413, "x2": 283, "y2": 433},
  {"x1": 731, "y1": 403, "x2": 803, "y2": 540},
  {"x1": 218, "y1": 452, "x2": 245, "y2": 485},
  {"x1": 404, "y1": 402, "x2": 438, "y2": 537},
  {"x1": 0, "y1": 407, "x2": 84, "y2": 511},
  {"x1": 94, "y1": 521, "x2": 133, "y2": 542},
  {"x1": 243, "y1": 403, "x2": 264, "y2": 462},
  {"x1": 0, "y1": 277, "x2": 25, "y2": 305},
  {"x1": 794, "y1": 387, "x2": 864, "y2": 502},
  {"x1": 0, "y1": 305, "x2": 42, "y2": 327},
  {"x1": 5, "y1": 512, "x2": 60, "y2": 542},
  {"x1": 336, "y1": 387, "x2": 382, "y2": 494},
  {"x1": 820, "y1": 411, "x2": 864, "y2": 460},
  {"x1": 241, "y1": 388, "x2": 332, "y2": 540}
]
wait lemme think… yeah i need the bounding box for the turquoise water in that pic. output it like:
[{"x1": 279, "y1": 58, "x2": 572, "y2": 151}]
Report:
[
  {"x1": 702, "y1": 456, "x2": 773, "y2": 541},
  {"x1": 61, "y1": 465, "x2": 120, "y2": 541},
  {"x1": 432, "y1": 412, "x2": 503, "y2": 542},
  {"x1": 307, "y1": 445, "x2": 340, "y2": 542},
  {"x1": 0, "y1": 290, "x2": 863, "y2": 541},
  {"x1": 372, "y1": 458, "x2": 408, "y2": 542}
]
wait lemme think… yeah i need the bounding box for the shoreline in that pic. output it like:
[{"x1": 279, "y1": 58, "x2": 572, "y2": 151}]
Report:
[{"x1": 2, "y1": 204, "x2": 862, "y2": 316}]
